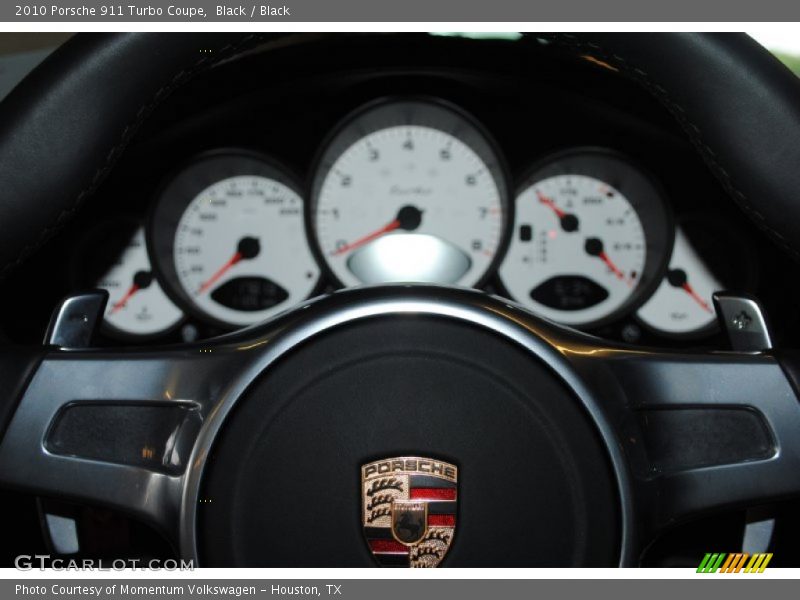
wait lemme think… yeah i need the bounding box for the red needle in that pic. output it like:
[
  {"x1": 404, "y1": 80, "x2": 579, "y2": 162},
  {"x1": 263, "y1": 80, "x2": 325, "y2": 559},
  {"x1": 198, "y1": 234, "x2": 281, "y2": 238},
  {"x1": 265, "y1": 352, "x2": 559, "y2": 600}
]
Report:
[
  {"x1": 197, "y1": 251, "x2": 242, "y2": 294},
  {"x1": 110, "y1": 284, "x2": 140, "y2": 314},
  {"x1": 598, "y1": 251, "x2": 632, "y2": 287},
  {"x1": 536, "y1": 190, "x2": 566, "y2": 219},
  {"x1": 331, "y1": 219, "x2": 401, "y2": 256},
  {"x1": 681, "y1": 282, "x2": 713, "y2": 313},
  {"x1": 585, "y1": 239, "x2": 630, "y2": 286}
]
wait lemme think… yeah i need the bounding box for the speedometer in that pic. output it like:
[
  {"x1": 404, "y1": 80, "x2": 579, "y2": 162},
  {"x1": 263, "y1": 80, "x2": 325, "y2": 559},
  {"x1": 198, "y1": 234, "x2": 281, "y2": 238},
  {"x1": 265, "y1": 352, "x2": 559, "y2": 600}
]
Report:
[
  {"x1": 149, "y1": 151, "x2": 320, "y2": 328},
  {"x1": 499, "y1": 149, "x2": 672, "y2": 327},
  {"x1": 309, "y1": 99, "x2": 511, "y2": 287}
]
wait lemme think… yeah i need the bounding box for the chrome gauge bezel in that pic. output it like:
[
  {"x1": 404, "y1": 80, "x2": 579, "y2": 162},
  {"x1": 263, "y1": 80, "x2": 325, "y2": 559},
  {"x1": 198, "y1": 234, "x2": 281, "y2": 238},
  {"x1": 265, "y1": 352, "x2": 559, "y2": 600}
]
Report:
[
  {"x1": 498, "y1": 147, "x2": 674, "y2": 329},
  {"x1": 307, "y1": 96, "x2": 514, "y2": 290},
  {"x1": 147, "y1": 149, "x2": 323, "y2": 330}
]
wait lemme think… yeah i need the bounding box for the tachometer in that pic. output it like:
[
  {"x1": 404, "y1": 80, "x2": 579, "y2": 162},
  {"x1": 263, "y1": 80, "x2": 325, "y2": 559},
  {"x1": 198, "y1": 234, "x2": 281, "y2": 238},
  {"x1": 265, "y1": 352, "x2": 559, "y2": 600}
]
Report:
[
  {"x1": 149, "y1": 151, "x2": 320, "y2": 328},
  {"x1": 499, "y1": 149, "x2": 672, "y2": 327},
  {"x1": 309, "y1": 99, "x2": 511, "y2": 287}
]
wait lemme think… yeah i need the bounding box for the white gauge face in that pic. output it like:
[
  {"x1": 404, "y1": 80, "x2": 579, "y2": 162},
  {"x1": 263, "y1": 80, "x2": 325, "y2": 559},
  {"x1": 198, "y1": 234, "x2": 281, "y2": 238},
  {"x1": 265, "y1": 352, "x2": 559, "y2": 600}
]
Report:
[
  {"x1": 312, "y1": 103, "x2": 507, "y2": 288},
  {"x1": 500, "y1": 174, "x2": 647, "y2": 326},
  {"x1": 98, "y1": 227, "x2": 183, "y2": 337},
  {"x1": 173, "y1": 175, "x2": 319, "y2": 327},
  {"x1": 637, "y1": 228, "x2": 722, "y2": 335}
]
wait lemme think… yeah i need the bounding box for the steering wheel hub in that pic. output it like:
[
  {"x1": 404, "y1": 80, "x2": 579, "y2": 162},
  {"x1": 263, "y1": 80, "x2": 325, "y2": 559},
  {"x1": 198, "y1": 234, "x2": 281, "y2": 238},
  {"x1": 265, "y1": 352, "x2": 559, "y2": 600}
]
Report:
[{"x1": 196, "y1": 313, "x2": 621, "y2": 566}]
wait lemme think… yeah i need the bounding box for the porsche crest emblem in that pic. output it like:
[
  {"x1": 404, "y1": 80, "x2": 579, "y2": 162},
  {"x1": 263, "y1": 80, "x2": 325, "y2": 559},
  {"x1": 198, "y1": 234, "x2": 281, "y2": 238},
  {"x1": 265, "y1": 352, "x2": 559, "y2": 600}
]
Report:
[{"x1": 361, "y1": 456, "x2": 457, "y2": 567}]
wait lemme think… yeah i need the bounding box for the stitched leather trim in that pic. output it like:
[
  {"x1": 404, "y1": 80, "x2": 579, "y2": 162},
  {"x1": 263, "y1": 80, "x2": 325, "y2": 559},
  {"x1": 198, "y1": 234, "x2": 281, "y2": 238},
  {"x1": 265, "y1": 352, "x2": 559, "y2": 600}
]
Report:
[
  {"x1": 0, "y1": 33, "x2": 272, "y2": 279},
  {"x1": 537, "y1": 33, "x2": 800, "y2": 263}
]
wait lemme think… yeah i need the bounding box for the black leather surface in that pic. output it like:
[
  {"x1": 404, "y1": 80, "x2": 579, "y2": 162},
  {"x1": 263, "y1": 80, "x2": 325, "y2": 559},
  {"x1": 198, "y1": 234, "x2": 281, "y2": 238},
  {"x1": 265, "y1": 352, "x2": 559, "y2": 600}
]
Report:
[
  {"x1": 0, "y1": 33, "x2": 268, "y2": 279},
  {"x1": 0, "y1": 32, "x2": 799, "y2": 276},
  {"x1": 541, "y1": 33, "x2": 800, "y2": 262}
]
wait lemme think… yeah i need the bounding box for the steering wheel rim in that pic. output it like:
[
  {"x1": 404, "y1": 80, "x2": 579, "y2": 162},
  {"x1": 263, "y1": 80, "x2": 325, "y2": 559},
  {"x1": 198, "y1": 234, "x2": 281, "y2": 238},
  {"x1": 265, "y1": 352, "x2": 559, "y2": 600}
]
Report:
[{"x1": 1, "y1": 33, "x2": 800, "y2": 567}]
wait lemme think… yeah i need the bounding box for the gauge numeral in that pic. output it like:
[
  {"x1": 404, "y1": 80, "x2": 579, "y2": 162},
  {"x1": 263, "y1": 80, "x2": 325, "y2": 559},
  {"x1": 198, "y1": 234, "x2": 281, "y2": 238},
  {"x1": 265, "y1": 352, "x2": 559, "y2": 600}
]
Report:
[
  {"x1": 341, "y1": 175, "x2": 352, "y2": 187},
  {"x1": 403, "y1": 138, "x2": 414, "y2": 151},
  {"x1": 466, "y1": 175, "x2": 477, "y2": 186},
  {"x1": 440, "y1": 149, "x2": 451, "y2": 161},
  {"x1": 368, "y1": 148, "x2": 379, "y2": 161},
  {"x1": 472, "y1": 239, "x2": 483, "y2": 251}
]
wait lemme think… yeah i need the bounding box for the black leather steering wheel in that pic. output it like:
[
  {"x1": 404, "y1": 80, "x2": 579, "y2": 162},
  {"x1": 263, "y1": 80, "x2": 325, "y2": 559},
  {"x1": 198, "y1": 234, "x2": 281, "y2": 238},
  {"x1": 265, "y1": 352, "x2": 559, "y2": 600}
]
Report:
[{"x1": 1, "y1": 32, "x2": 800, "y2": 567}]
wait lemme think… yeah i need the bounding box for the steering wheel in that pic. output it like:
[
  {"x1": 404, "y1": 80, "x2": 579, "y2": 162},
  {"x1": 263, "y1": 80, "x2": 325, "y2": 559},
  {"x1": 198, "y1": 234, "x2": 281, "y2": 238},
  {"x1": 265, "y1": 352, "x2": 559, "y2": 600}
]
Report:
[{"x1": 1, "y1": 32, "x2": 800, "y2": 567}]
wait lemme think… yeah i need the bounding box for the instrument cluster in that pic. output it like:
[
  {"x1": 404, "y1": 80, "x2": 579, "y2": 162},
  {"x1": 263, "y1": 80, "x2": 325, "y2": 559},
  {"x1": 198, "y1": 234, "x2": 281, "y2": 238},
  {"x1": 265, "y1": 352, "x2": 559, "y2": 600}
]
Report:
[{"x1": 72, "y1": 97, "x2": 753, "y2": 344}]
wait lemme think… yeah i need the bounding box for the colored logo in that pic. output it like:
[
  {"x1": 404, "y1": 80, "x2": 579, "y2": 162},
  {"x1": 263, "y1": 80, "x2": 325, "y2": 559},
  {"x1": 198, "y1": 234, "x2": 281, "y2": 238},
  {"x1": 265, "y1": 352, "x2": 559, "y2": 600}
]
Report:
[
  {"x1": 361, "y1": 456, "x2": 457, "y2": 568},
  {"x1": 697, "y1": 552, "x2": 773, "y2": 573}
]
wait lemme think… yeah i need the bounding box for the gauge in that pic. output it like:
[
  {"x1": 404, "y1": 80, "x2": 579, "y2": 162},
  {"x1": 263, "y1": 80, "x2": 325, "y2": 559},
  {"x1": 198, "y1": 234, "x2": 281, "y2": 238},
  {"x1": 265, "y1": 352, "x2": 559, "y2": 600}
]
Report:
[
  {"x1": 499, "y1": 149, "x2": 672, "y2": 327},
  {"x1": 72, "y1": 218, "x2": 183, "y2": 339},
  {"x1": 636, "y1": 217, "x2": 756, "y2": 338},
  {"x1": 149, "y1": 151, "x2": 320, "y2": 329},
  {"x1": 309, "y1": 99, "x2": 511, "y2": 287}
]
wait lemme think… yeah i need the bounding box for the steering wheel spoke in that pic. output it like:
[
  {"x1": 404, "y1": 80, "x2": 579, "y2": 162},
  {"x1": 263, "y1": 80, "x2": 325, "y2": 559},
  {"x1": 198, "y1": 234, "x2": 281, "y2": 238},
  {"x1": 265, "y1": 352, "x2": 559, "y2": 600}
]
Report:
[
  {"x1": 0, "y1": 347, "x2": 242, "y2": 544},
  {"x1": 578, "y1": 346, "x2": 800, "y2": 540}
]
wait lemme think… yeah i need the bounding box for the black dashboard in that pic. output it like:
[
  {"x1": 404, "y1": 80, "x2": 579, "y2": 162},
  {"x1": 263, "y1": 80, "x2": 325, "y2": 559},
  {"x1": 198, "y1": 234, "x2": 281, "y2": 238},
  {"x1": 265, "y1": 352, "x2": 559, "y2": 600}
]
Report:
[{"x1": 1, "y1": 33, "x2": 798, "y2": 350}]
